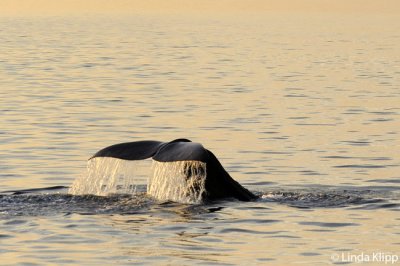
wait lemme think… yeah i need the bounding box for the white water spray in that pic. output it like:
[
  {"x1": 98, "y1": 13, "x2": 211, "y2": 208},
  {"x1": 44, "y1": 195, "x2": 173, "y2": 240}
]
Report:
[
  {"x1": 68, "y1": 157, "x2": 151, "y2": 196},
  {"x1": 148, "y1": 160, "x2": 206, "y2": 204},
  {"x1": 69, "y1": 158, "x2": 207, "y2": 204}
]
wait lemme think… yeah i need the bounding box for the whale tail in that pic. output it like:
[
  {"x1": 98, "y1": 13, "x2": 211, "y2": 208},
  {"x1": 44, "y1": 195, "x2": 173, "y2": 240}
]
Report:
[{"x1": 86, "y1": 139, "x2": 257, "y2": 202}]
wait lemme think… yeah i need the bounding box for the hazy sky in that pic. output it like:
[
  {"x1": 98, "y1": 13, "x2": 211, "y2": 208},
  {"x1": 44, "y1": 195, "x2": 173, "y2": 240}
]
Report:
[{"x1": 1, "y1": 0, "x2": 400, "y2": 16}]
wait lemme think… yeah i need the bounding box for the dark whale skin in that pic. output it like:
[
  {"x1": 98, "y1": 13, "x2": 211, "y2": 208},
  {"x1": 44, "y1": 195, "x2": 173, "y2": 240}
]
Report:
[{"x1": 91, "y1": 139, "x2": 257, "y2": 201}]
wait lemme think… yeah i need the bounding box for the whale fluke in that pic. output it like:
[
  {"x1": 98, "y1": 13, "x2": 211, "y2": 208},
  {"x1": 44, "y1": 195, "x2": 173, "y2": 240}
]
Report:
[{"x1": 90, "y1": 139, "x2": 257, "y2": 202}]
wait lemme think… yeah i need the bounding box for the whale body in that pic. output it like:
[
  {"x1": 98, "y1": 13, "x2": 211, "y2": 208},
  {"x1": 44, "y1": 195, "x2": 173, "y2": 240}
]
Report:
[{"x1": 91, "y1": 139, "x2": 256, "y2": 202}]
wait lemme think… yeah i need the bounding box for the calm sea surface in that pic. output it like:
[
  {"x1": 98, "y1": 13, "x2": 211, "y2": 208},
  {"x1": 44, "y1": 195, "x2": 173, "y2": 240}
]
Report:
[{"x1": 1, "y1": 13, "x2": 399, "y2": 265}]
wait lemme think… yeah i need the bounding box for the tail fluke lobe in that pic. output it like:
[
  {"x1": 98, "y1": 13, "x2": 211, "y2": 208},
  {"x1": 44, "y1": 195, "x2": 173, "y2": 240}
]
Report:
[{"x1": 90, "y1": 140, "x2": 163, "y2": 160}]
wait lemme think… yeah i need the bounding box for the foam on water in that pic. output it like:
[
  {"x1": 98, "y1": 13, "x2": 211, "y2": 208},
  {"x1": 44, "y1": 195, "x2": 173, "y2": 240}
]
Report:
[
  {"x1": 68, "y1": 157, "x2": 151, "y2": 196},
  {"x1": 148, "y1": 160, "x2": 207, "y2": 204}
]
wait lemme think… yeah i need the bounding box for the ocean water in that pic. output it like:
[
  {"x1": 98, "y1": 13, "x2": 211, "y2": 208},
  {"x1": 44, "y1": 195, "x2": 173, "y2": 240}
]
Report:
[{"x1": 0, "y1": 13, "x2": 399, "y2": 265}]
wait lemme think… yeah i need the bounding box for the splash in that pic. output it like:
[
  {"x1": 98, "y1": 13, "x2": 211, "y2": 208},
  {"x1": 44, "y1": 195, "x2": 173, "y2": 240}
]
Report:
[
  {"x1": 68, "y1": 157, "x2": 207, "y2": 204},
  {"x1": 148, "y1": 160, "x2": 207, "y2": 204},
  {"x1": 69, "y1": 157, "x2": 151, "y2": 196}
]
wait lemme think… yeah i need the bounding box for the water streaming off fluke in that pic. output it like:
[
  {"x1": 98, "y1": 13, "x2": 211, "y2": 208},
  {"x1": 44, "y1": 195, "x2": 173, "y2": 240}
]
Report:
[
  {"x1": 69, "y1": 157, "x2": 207, "y2": 204},
  {"x1": 148, "y1": 160, "x2": 206, "y2": 204},
  {"x1": 68, "y1": 157, "x2": 151, "y2": 196}
]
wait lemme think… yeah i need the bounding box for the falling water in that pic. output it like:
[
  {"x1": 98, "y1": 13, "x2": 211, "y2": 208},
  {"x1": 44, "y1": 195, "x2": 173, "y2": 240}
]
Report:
[
  {"x1": 148, "y1": 160, "x2": 207, "y2": 204},
  {"x1": 69, "y1": 157, "x2": 207, "y2": 204},
  {"x1": 68, "y1": 157, "x2": 151, "y2": 196}
]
